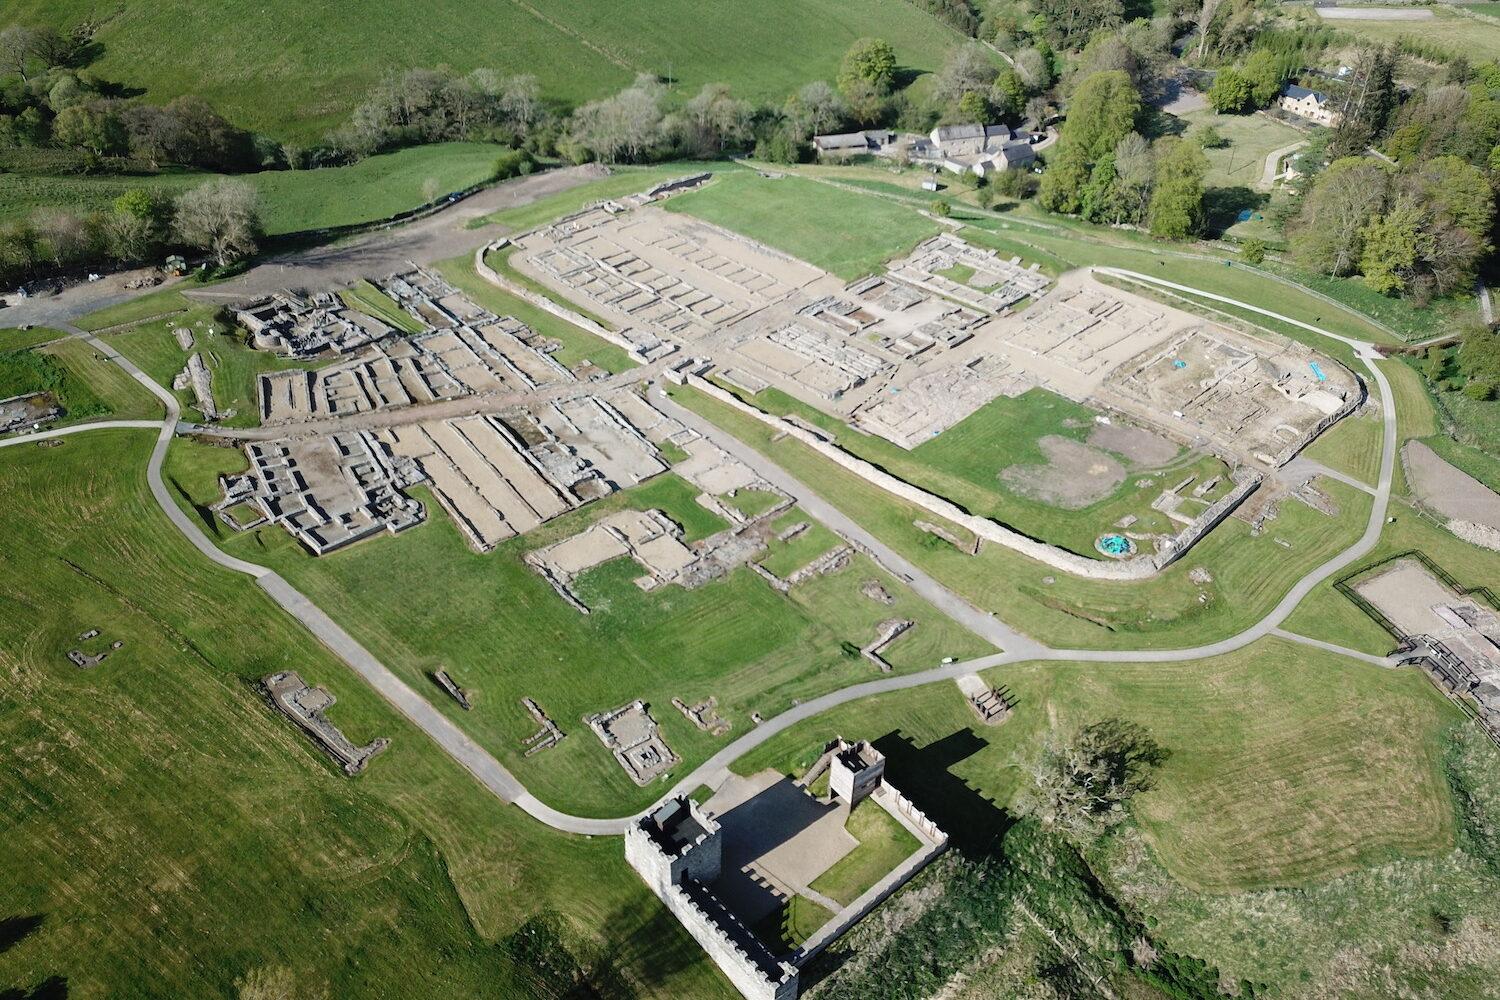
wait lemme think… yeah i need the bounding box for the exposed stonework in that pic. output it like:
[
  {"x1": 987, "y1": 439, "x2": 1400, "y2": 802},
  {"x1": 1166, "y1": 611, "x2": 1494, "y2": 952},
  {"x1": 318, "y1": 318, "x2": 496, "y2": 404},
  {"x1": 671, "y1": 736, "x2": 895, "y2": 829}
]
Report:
[
  {"x1": 687, "y1": 373, "x2": 1263, "y2": 581},
  {"x1": 262, "y1": 671, "x2": 389, "y2": 774}
]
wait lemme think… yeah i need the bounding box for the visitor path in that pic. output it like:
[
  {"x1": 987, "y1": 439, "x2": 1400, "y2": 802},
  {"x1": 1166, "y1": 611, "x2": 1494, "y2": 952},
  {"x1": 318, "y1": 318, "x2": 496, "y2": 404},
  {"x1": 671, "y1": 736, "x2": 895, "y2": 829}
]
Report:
[{"x1": 2, "y1": 177, "x2": 1404, "y2": 837}]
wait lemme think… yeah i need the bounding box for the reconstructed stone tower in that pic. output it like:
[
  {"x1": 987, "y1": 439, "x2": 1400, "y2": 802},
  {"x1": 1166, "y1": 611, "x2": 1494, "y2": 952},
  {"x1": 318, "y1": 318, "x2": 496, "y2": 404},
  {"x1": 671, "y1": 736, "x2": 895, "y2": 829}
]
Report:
[
  {"x1": 625, "y1": 797, "x2": 799, "y2": 1000},
  {"x1": 828, "y1": 738, "x2": 885, "y2": 807}
]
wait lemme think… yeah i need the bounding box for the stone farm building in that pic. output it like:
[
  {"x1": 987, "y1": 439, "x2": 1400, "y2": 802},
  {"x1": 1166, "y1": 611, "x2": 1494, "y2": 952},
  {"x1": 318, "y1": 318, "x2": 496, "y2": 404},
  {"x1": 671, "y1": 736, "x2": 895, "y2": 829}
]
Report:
[
  {"x1": 1279, "y1": 84, "x2": 1342, "y2": 127},
  {"x1": 812, "y1": 122, "x2": 1039, "y2": 176}
]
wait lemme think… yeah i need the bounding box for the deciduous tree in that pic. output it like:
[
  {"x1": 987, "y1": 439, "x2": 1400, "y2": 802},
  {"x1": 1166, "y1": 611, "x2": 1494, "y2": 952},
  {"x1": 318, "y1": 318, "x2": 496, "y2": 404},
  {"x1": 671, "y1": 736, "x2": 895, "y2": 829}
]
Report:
[{"x1": 173, "y1": 179, "x2": 262, "y2": 268}]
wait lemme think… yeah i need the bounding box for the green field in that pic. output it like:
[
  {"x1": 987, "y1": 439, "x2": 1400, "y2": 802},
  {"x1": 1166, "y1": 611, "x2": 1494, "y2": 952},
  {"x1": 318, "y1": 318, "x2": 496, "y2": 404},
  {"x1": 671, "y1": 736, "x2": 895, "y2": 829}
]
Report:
[
  {"x1": 718, "y1": 381, "x2": 1230, "y2": 559},
  {"x1": 733, "y1": 637, "x2": 1457, "y2": 890},
  {"x1": 1301, "y1": 409, "x2": 1384, "y2": 487},
  {"x1": 0, "y1": 327, "x2": 67, "y2": 351},
  {"x1": 162, "y1": 437, "x2": 994, "y2": 816},
  {"x1": 664, "y1": 172, "x2": 943, "y2": 280},
  {"x1": 0, "y1": 429, "x2": 730, "y2": 999},
  {"x1": 483, "y1": 163, "x2": 729, "y2": 232},
  {"x1": 1283, "y1": 494, "x2": 1500, "y2": 656},
  {"x1": 673, "y1": 383, "x2": 1373, "y2": 650},
  {"x1": 0, "y1": 0, "x2": 966, "y2": 141},
  {"x1": 1321, "y1": 6, "x2": 1500, "y2": 63},
  {"x1": 809, "y1": 800, "x2": 921, "y2": 906},
  {"x1": 1177, "y1": 109, "x2": 1306, "y2": 191},
  {"x1": 1, "y1": 336, "x2": 162, "y2": 430},
  {"x1": 0, "y1": 144, "x2": 503, "y2": 234},
  {"x1": 731, "y1": 628, "x2": 1500, "y2": 998},
  {"x1": 759, "y1": 510, "x2": 845, "y2": 579}
]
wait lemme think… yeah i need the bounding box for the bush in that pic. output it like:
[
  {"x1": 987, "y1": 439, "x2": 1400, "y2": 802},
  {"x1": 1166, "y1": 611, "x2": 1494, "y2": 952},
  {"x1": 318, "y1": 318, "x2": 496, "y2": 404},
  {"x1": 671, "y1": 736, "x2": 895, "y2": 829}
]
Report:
[
  {"x1": 992, "y1": 167, "x2": 1039, "y2": 200},
  {"x1": 1241, "y1": 238, "x2": 1267, "y2": 264},
  {"x1": 493, "y1": 146, "x2": 535, "y2": 180},
  {"x1": 932, "y1": 199, "x2": 952, "y2": 217},
  {"x1": 1464, "y1": 378, "x2": 1496, "y2": 401},
  {"x1": 1188, "y1": 123, "x2": 1227, "y2": 149}
]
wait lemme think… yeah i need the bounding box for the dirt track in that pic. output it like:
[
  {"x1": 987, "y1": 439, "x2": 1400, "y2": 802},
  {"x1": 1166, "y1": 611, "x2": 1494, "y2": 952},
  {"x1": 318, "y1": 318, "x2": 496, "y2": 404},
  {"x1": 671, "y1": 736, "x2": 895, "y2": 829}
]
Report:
[{"x1": 0, "y1": 163, "x2": 608, "y2": 329}]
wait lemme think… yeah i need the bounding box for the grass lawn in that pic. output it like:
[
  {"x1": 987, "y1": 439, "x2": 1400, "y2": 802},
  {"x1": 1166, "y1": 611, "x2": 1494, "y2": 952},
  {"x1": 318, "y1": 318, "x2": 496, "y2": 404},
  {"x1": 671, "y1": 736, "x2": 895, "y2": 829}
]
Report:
[
  {"x1": 0, "y1": 429, "x2": 730, "y2": 999},
  {"x1": 0, "y1": 336, "x2": 164, "y2": 429},
  {"x1": 0, "y1": 145, "x2": 503, "y2": 235},
  {"x1": 1301, "y1": 409, "x2": 1384, "y2": 487},
  {"x1": 732, "y1": 636, "x2": 1458, "y2": 891},
  {"x1": 717, "y1": 381, "x2": 1225, "y2": 559},
  {"x1": 74, "y1": 287, "x2": 192, "y2": 332},
  {"x1": 664, "y1": 171, "x2": 943, "y2": 280},
  {"x1": 0, "y1": 345, "x2": 107, "y2": 426},
  {"x1": 434, "y1": 254, "x2": 637, "y2": 374},
  {"x1": 162, "y1": 437, "x2": 994, "y2": 817},
  {"x1": 483, "y1": 163, "x2": 728, "y2": 232},
  {"x1": 1283, "y1": 496, "x2": 1500, "y2": 656},
  {"x1": 0, "y1": 327, "x2": 67, "y2": 351},
  {"x1": 0, "y1": 0, "x2": 967, "y2": 141},
  {"x1": 759, "y1": 510, "x2": 844, "y2": 579},
  {"x1": 809, "y1": 800, "x2": 921, "y2": 906},
  {"x1": 671, "y1": 383, "x2": 1372, "y2": 651},
  {"x1": 1176, "y1": 110, "x2": 1305, "y2": 190},
  {"x1": 341, "y1": 280, "x2": 424, "y2": 334}
]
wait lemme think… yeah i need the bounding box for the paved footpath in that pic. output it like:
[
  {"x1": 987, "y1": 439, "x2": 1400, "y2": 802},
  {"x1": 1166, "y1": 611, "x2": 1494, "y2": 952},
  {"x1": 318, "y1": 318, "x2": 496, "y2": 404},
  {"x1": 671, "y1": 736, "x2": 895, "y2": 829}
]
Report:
[
  {"x1": 654, "y1": 391, "x2": 1043, "y2": 659},
  {"x1": 5, "y1": 242, "x2": 1411, "y2": 836}
]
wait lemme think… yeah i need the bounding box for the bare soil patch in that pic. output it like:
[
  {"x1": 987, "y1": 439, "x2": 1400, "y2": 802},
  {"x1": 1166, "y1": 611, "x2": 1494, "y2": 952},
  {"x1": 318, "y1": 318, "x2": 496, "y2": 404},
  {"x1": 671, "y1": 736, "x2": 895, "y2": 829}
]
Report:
[
  {"x1": 1088, "y1": 421, "x2": 1180, "y2": 467},
  {"x1": 1000, "y1": 435, "x2": 1126, "y2": 510},
  {"x1": 1404, "y1": 440, "x2": 1500, "y2": 531}
]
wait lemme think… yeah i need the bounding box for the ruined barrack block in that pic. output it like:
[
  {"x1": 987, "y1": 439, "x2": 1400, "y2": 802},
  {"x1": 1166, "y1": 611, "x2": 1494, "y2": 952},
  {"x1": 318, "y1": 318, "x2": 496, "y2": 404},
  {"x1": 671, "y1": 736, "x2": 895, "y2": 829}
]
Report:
[
  {"x1": 237, "y1": 289, "x2": 396, "y2": 359},
  {"x1": 262, "y1": 671, "x2": 389, "y2": 775},
  {"x1": 586, "y1": 700, "x2": 678, "y2": 785},
  {"x1": 223, "y1": 431, "x2": 426, "y2": 556},
  {"x1": 0, "y1": 391, "x2": 61, "y2": 435}
]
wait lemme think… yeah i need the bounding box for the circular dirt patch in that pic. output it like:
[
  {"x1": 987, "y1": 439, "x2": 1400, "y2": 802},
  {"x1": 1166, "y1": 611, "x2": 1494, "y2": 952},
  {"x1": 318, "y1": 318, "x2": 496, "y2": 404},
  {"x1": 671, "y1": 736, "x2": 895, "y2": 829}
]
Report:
[{"x1": 1000, "y1": 435, "x2": 1126, "y2": 510}]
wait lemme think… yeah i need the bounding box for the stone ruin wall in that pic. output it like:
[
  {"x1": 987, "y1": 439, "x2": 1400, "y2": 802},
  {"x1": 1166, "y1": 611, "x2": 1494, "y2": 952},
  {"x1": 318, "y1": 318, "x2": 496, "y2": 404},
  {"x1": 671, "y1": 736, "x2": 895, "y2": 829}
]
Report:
[
  {"x1": 795, "y1": 783, "x2": 949, "y2": 964},
  {"x1": 476, "y1": 241, "x2": 657, "y2": 362},
  {"x1": 625, "y1": 822, "x2": 798, "y2": 1000},
  {"x1": 686, "y1": 374, "x2": 1262, "y2": 582}
]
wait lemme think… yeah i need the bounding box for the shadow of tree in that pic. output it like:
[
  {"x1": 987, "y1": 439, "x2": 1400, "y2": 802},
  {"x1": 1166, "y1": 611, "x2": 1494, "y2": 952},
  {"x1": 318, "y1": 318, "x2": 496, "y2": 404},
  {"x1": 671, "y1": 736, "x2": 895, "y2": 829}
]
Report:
[
  {"x1": 1203, "y1": 186, "x2": 1268, "y2": 238},
  {"x1": 0, "y1": 976, "x2": 67, "y2": 1000},
  {"x1": 0, "y1": 916, "x2": 43, "y2": 956}
]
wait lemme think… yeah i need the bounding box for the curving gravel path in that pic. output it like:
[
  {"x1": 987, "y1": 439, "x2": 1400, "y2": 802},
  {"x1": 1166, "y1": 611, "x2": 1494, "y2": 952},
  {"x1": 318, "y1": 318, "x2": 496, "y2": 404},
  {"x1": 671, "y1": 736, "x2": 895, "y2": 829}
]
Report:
[{"x1": 9, "y1": 266, "x2": 1407, "y2": 838}]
